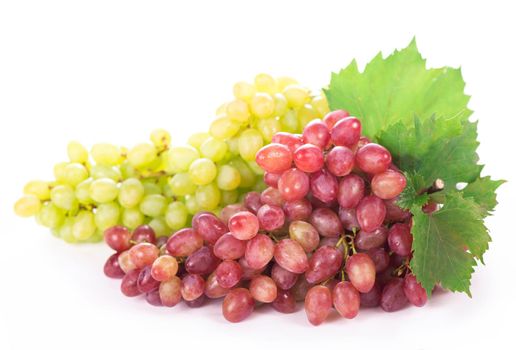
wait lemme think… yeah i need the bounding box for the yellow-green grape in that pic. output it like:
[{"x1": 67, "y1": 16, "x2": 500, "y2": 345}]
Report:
[
  {"x1": 273, "y1": 93, "x2": 288, "y2": 116},
  {"x1": 276, "y1": 76, "x2": 298, "y2": 91},
  {"x1": 311, "y1": 95, "x2": 330, "y2": 117},
  {"x1": 150, "y1": 128, "x2": 171, "y2": 150},
  {"x1": 216, "y1": 165, "x2": 241, "y2": 191},
  {"x1": 86, "y1": 230, "x2": 104, "y2": 243},
  {"x1": 62, "y1": 163, "x2": 89, "y2": 186},
  {"x1": 37, "y1": 203, "x2": 64, "y2": 229},
  {"x1": 165, "y1": 201, "x2": 188, "y2": 230},
  {"x1": 233, "y1": 81, "x2": 256, "y2": 102},
  {"x1": 139, "y1": 194, "x2": 167, "y2": 217},
  {"x1": 210, "y1": 116, "x2": 241, "y2": 140},
  {"x1": 23, "y1": 180, "x2": 51, "y2": 200},
  {"x1": 188, "y1": 158, "x2": 217, "y2": 186},
  {"x1": 166, "y1": 145, "x2": 200, "y2": 172},
  {"x1": 280, "y1": 109, "x2": 299, "y2": 133},
  {"x1": 216, "y1": 102, "x2": 228, "y2": 117},
  {"x1": 120, "y1": 161, "x2": 137, "y2": 179},
  {"x1": 142, "y1": 180, "x2": 162, "y2": 195},
  {"x1": 221, "y1": 190, "x2": 239, "y2": 206},
  {"x1": 118, "y1": 178, "x2": 144, "y2": 208},
  {"x1": 148, "y1": 217, "x2": 170, "y2": 237},
  {"x1": 184, "y1": 195, "x2": 200, "y2": 215},
  {"x1": 238, "y1": 128, "x2": 263, "y2": 161},
  {"x1": 200, "y1": 137, "x2": 228, "y2": 162},
  {"x1": 246, "y1": 160, "x2": 265, "y2": 176},
  {"x1": 254, "y1": 73, "x2": 277, "y2": 94},
  {"x1": 188, "y1": 132, "x2": 210, "y2": 150},
  {"x1": 283, "y1": 85, "x2": 310, "y2": 109},
  {"x1": 94, "y1": 202, "x2": 120, "y2": 230},
  {"x1": 195, "y1": 183, "x2": 221, "y2": 211},
  {"x1": 168, "y1": 173, "x2": 197, "y2": 196},
  {"x1": 53, "y1": 162, "x2": 69, "y2": 183},
  {"x1": 89, "y1": 178, "x2": 119, "y2": 203},
  {"x1": 90, "y1": 165, "x2": 122, "y2": 181},
  {"x1": 226, "y1": 136, "x2": 240, "y2": 156},
  {"x1": 250, "y1": 93, "x2": 275, "y2": 119},
  {"x1": 72, "y1": 211, "x2": 96, "y2": 240},
  {"x1": 229, "y1": 158, "x2": 256, "y2": 188},
  {"x1": 91, "y1": 143, "x2": 123, "y2": 166},
  {"x1": 59, "y1": 218, "x2": 77, "y2": 243},
  {"x1": 256, "y1": 117, "x2": 281, "y2": 143},
  {"x1": 298, "y1": 104, "x2": 319, "y2": 129},
  {"x1": 161, "y1": 180, "x2": 174, "y2": 198},
  {"x1": 127, "y1": 143, "x2": 157, "y2": 169},
  {"x1": 226, "y1": 99, "x2": 250, "y2": 123},
  {"x1": 67, "y1": 141, "x2": 89, "y2": 163},
  {"x1": 122, "y1": 208, "x2": 144, "y2": 229},
  {"x1": 14, "y1": 195, "x2": 41, "y2": 217},
  {"x1": 50, "y1": 185, "x2": 76, "y2": 211},
  {"x1": 75, "y1": 179, "x2": 93, "y2": 204}
]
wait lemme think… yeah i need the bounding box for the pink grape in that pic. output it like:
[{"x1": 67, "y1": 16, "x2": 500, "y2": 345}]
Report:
[
  {"x1": 345, "y1": 253, "x2": 376, "y2": 293},
  {"x1": 244, "y1": 191, "x2": 262, "y2": 214},
  {"x1": 310, "y1": 169, "x2": 338, "y2": 203},
  {"x1": 366, "y1": 247, "x2": 390, "y2": 272},
  {"x1": 403, "y1": 274, "x2": 428, "y2": 307},
  {"x1": 291, "y1": 276, "x2": 314, "y2": 301},
  {"x1": 222, "y1": 288, "x2": 255, "y2": 323},
  {"x1": 387, "y1": 223, "x2": 413, "y2": 256},
  {"x1": 381, "y1": 278, "x2": 409, "y2": 312},
  {"x1": 151, "y1": 255, "x2": 179, "y2": 281},
  {"x1": 303, "y1": 119, "x2": 330, "y2": 149},
  {"x1": 166, "y1": 228, "x2": 203, "y2": 257},
  {"x1": 264, "y1": 172, "x2": 281, "y2": 188},
  {"x1": 257, "y1": 204, "x2": 285, "y2": 231},
  {"x1": 228, "y1": 211, "x2": 260, "y2": 240},
  {"x1": 355, "y1": 143, "x2": 392, "y2": 174},
  {"x1": 184, "y1": 294, "x2": 206, "y2": 308},
  {"x1": 272, "y1": 289, "x2": 297, "y2": 313},
  {"x1": 371, "y1": 170, "x2": 407, "y2": 199},
  {"x1": 283, "y1": 198, "x2": 312, "y2": 221},
  {"x1": 356, "y1": 135, "x2": 371, "y2": 149},
  {"x1": 271, "y1": 263, "x2": 299, "y2": 290},
  {"x1": 192, "y1": 212, "x2": 227, "y2": 245},
  {"x1": 104, "y1": 252, "x2": 125, "y2": 279},
  {"x1": 272, "y1": 132, "x2": 304, "y2": 153},
  {"x1": 330, "y1": 116, "x2": 361, "y2": 147},
  {"x1": 104, "y1": 225, "x2": 132, "y2": 252},
  {"x1": 184, "y1": 246, "x2": 220, "y2": 275},
  {"x1": 129, "y1": 243, "x2": 159, "y2": 268},
  {"x1": 326, "y1": 146, "x2": 354, "y2": 176},
  {"x1": 255, "y1": 143, "x2": 293, "y2": 174},
  {"x1": 310, "y1": 208, "x2": 342, "y2": 238},
  {"x1": 137, "y1": 265, "x2": 160, "y2": 293},
  {"x1": 181, "y1": 274, "x2": 205, "y2": 301},
  {"x1": 384, "y1": 197, "x2": 411, "y2": 223},
  {"x1": 249, "y1": 275, "x2": 277, "y2": 303},
  {"x1": 277, "y1": 168, "x2": 310, "y2": 202},
  {"x1": 215, "y1": 260, "x2": 243, "y2": 289},
  {"x1": 356, "y1": 195, "x2": 386, "y2": 232},
  {"x1": 155, "y1": 236, "x2": 168, "y2": 248},
  {"x1": 121, "y1": 268, "x2": 142, "y2": 297},
  {"x1": 338, "y1": 207, "x2": 360, "y2": 231},
  {"x1": 289, "y1": 220, "x2": 320, "y2": 252},
  {"x1": 305, "y1": 246, "x2": 343, "y2": 284},
  {"x1": 305, "y1": 285, "x2": 332, "y2": 326},
  {"x1": 159, "y1": 276, "x2": 182, "y2": 307},
  {"x1": 213, "y1": 233, "x2": 247, "y2": 260},
  {"x1": 360, "y1": 282, "x2": 382, "y2": 308},
  {"x1": 245, "y1": 233, "x2": 275, "y2": 269},
  {"x1": 220, "y1": 204, "x2": 246, "y2": 224},
  {"x1": 131, "y1": 225, "x2": 157, "y2": 245},
  {"x1": 260, "y1": 187, "x2": 285, "y2": 207},
  {"x1": 323, "y1": 109, "x2": 350, "y2": 129},
  {"x1": 337, "y1": 174, "x2": 365, "y2": 209},
  {"x1": 118, "y1": 250, "x2": 136, "y2": 274},
  {"x1": 274, "y1": 239, "x2": 309, "y2": 274},
  {"x1": 205, "y1": 272, "x2": 230, "y2": 299},
  {"x1": 239, "y1": 256, "x2": 266, "y2": 280},
  {"x1": 355, "y1": 226, "x2": 388, "y2": 250},
  {"x1": 145, "y1": 288, "x2": 162, "y2": 307},
  {"x1": 333, "y1": 281, "x2": 360, "y2": 319},
  {"x1": 293, "y1": 144, "x2": 324, "y2": 173}
]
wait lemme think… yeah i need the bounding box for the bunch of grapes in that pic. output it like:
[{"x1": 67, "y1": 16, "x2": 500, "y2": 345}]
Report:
[
  {"x1": 14, "y1": 74, "x2": 329, "y2": 243},
  {"x1": 102, "y1": 109, "x2": 428, "y2": 326}
]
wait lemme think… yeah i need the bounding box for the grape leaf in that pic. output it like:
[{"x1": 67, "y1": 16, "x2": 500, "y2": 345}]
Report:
[
  {"x1": 410, "y1": 191, "x2": 490, "y2": 296},
  {"x1": 324, "y1": 38, "x2": 471, "y2": 140},
  {"x1": 397, "y1": 171, "x2": 428, "y2": 210},
  {"x1": 462, "y1": 177, "x2": 505, "y2": 217}
]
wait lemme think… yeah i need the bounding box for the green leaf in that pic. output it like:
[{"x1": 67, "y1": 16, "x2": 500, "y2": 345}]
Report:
[
  {"x1": 397, "y1": 171, "x2": 428, "y2": 209},
  {"x1": 324, "y1": 39, "x2": 471, "y2": 139},
  {"x1": 410, "y1": 191, "x2": 490, "y2": 296},
  {"x1": 462, "y1": 176, "x2": 505, "y2": 217}
]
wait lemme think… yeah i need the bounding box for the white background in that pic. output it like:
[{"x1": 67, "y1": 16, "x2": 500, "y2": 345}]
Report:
[{"x1": 1, "y1": 1, "x2": 515, "y2": 349}]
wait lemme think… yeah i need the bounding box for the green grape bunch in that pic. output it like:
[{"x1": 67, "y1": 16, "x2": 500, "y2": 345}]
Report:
[{"x1": 14, "y1": 74, "x2": 329, "y2": 243}]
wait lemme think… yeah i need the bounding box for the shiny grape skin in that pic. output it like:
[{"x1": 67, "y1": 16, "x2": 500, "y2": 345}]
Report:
[
  {"x1": 260, "y1": 187, "x2": 285, "y2": 207},
  {"x1": 303, "y1": 119, "x2": 330, "y2": 149},
  {"x1": 310, "y1": 208, "x2": 343, "y2": 238},
  {"x1": 387, "y1": 223, "x2": 413, "y2": 256},
  {"x1": 151, "y1": 255, "x2": 179, "y2": 281},
  {"x1": 330, "y1": 116, "x2": 362, "y2": 147},
  {"x1": 222, "y1": 288, "x2": 255, "y2": 323},
  {"x1": 271, "y1": 263, "x2": 299, "y2": 290},
  {"x1": 264, "y1": 171, "x2": 281, "y2": 188},
  {"x1": 215, "y1": 260, "x2": 243, "y2": 289},
  {"x1": 381, "y1": 278, "x2": 409, "y2": 312},
  {"x1": 360, "y1": 282, "x2": 382, "y2": 308},
  {"x1": 245, "y1": 233, "x2": 275, "y2": 269},
  {"x1": 283, "y1": 198, "x2": 312, "y2": 222},
  {"x1": 121, "y1": 269, "x2": 142, "y2": 297},
  {"x1": 184, "y1": 294, "x2": 206, "y2": 308},
  {"x1": 289, "y1": 220, "x2": 320, "y2": 253},
  {"x1": 291, "y1": 276, "x2": 314, "y2": 301},
  {"x1": 239, "y1": 256, "x2": 267, "y2": 281},
  {"x1": 213, "y1": 233, "x2": 247, "y2": 261},
  {"x1": 338, "y1": 207, "x2": 360, "y2": 231},
  {"x1": 355, "y1": 226, "x2": 388, "y2": 250},
  {"x1": 345, "y1": 253, "x2": 376, "y2": 293},
  {"x1": 117, "y1": 250, "x2": 136, "y2": 274},
  {"x1": 129, "y1": 243, "x2": 160, "y2": 268},
  {"x1": 255, "y1": 143, "x2": 293, "y2": 174},
  {"x1": 271, "y1": 132, "x2": 304, "y2": 153},
  {"x1": 104, "y1": 225, "x2": 132, "y2": 252},
  {"x1": 371, "y1": 170, "x2": 407, "y2": 200},
  {"x1": 337, "y1": 174, "x2": 365, "y2": 209},
  {"x1": 257, "y1": 204, "x2": 285, "y2": 231},
  {"x1": 323, "y1": 109, "x2": 350, "y2": 129},
  {"x1": 403, "y1": 274, "x2": 428, "y2": 307},
  {"x1": 305, "y1": 246, "x2": 343, "y2": 284},
  {"x1": 272, "y1": 289, "x2": 297, "y2": 313},
  {"x1": 204, "y1": 272, "x2": 230, "y2": 299},
  {"x1": 278, "y1": 168, "x2": 310, "y2": 202},
  {"x1": 184, "y1": 246, "x2": 220, "y2": 275},
  {"x1": 228, "y1": 211, "x2": 260, "y2": 240},
  {"x1": 192, "y1": 212, "x2": 227, "y2": 245},
  {"x1": 155, "y1": 236, "x2": 169, "y2": 249},
  {"x1": 274, "y1": 239, "x2": 309, "y2": 274},
  {"x1": 249, "y1": 275, "x2": 278, "y2": 303},
  {"x1": 356, "y1": 195, "x2": 387, "y2": 232},
  {"x1": 220, "y1": 204, "x2": 247, "y2": 224},
  {"x1": 137, "y1": 265, "x2": 160, "y2": 293},
  {"x1": 145, "y1": 288, "x2": 163, "y2": 307},
  {"x1": 365, "y1": 247, "x2": 390, "y2": 272},
  {"x1": 333, "y1": 281, "x2": 360, "y2": 319},
  {"x1": 104, "y1": 252, "x2": 125, "y2": 279},
  {"x1": 326, "y1": 146, "x2": 354, "y2": 177},
  {"x1": 293, "y1": 144, "x2": 324, "y2": 173},
  {"x1": 310, "y1": 169, "x2": 338, "y2": 203},
  {"x1": 244, "y1": 191, "x2": 262, "y2": 214},
  {"x1": 305, "y1": 285, "x2": 332, "y2": 326},
  {"x1": 166, "y1": 228, "x2": 203, "y2": 257},
  {"x1": 131, "y1": 225, "x2": 157, "y2": 245},
  {"x1": 159, "y1": 276, "x2": 182, "y2": 307},
  {"x1": 181, "y1": 274, "x2": 206, "y2": 301},
  {"x1": 355, "y1": 143, "x2": 392, "y2": 174}
]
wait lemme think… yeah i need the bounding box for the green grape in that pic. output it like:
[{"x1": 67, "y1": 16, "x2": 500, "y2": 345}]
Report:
[
  {"x1": 273, "y1": 92, "x2": 288, "y2": 116},
  {"x1": 283, "y1": 84, "x2": 309, "y2": 108},
  {"x1": 280, "y1": 109, "x2": 299, "y2": 133},
  {"x1": 127, "y1": 143, "x2": 157, "y2": 168},
  {"x1": 37, "y1": 203, "x2": 64, "y2": 229},
  {"x1": 14, "y1": 195, "x2": 41, "y2": 217},
  {"x1": 210, "y1": 116, "x2": 241, "y2": 140},
  {"x1": 256, "y1": 117, "x2": 281, "y2": 143},
  {"x1": 229, "y1": 158, "x2": 255, "y2": 188},
  {"x1": 142, "y1": 180, "x2": 162, "y2": 195},
  {"x1": 50, "y1": 185, "x2": 76, "y2": 211},
  {"x1": 75, "y1": 179, "x2": 93, "y2": 204},
  {"x1": 120, "y1": 161, "x2": 138, "y2": 179},
  {"x1": 185, "y1": 195, "x2": 201, "y2": 215},
  {"x1": 53, "y1": 162, "x2": 69, "y2": 183},
  {"x1": 254, "y1": 73, "x2": 277, "y2": 94},
  {"x1": 188, "y1": 132, "x2": 210, "y2": 150},
  {"x1": 195, "y1": 183, "x2": 221, "y2": 211},
  {"x1": 59, "y1": 218, "x2": 77, "y2": 243},
  {"x1": 89, "y1": 178, "x2": 119, "y2": 203},
  {"x1": 168, "y1": 173, "x2": 197, "y2": 196},
  {"x1": 91, "y1": 143, "x2": 122, "y2": 166},
  {"x1": 23, "y1": 180, "x2": 51, "y2": 200},
  {"x1": 311, "y1": 94, "x2": 330, "y2": 117},
  {"x1": 94, "y1": 202, "x2": 120, "y2": 230},
  {"x1": 85, "y1": 230, "x2": 104, "y2": 243},
  {"x1": 200, "y1": 137, "x2": 228, "y2": 162},
  {"x1": 148, "y1": 217, "x2": 170, "y2": 237},
  {"x1": 118, "y1": 178, "x2": 144, "y2": 208},
  {"x1": 297, "y1": 104, "x2": 319, "y2": 129},
  {"x1": 150, "y1": 129, "x2": 171, "y2": 150},
  {"x1": 122, "y1": 207, "x2": 144, "y2": 229},
  {"x1": 188, "y1": 158, "x2": 217, "y2": 185},
  {"x1": 90, "y1": 165, "x2": 122, "y2": 181},
  {"x1": 250, "y1": 93, "x2": 275, "y2": 119},
  {"x1": 238, "y1": 128, "x2": 263, "y2": 161},
  {"x1": 139, "y1": 194, "x2": 167, "y2": 217},
  {"x1": 246, "y1": 160, "x2": 264, "y2": 176},
  {"x1": 221, "y1": 190, "x2": 239, "y2": 206},
  {"x1": 226, "y1": 99, "x2": 250, "y2": 123},
  {"x1": 165, "y1": 145, "x2": 200, "y2": 172},
  {"x1": 226, "y1": 136, "x2": 240, "y2": 155},
  {"x1": 216, "y1": 165, "x2": 241, "y2": 191},
  {"x1": 62, "y1": 163, "x2": 89, "y2": 186},
  {"x1": 67, "y1": 141, "x2": 89, "y2": 163},
  {"x1": 233, "y1": 81, "x2": 256, "y2": 101},
  {"x1": 72, "y1": 211, "x2": 96, "y2": 240},
  {"x1": 165, "y1": 201, "x2": 188, "y2": 230},
  {"x1": 276, "y1": 76, "x2": 298, "y2": 91},
  {"x1": 161, "y1": 180, "x2": 174, "y2": 198}
]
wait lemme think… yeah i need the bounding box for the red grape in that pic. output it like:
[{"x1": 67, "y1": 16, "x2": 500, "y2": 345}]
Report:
[
  {"x1": 326, "y1": 146, "x2": 354, "y2": 176},
  {"x1": 345, "y1": 253, "x2": 376, "y2": 293},
  {"x1": 151, "y1": 255, "x2": 178, "y2": 281},
  {"x1": 184, "y1": 246, "x2": 220, "y2": 275},
  {"x1": 381, "y1": 278, "x2": 408, "y2": 312},
  {"x1": 305, "y1": 285, "x2": 332, "y2": 326},
  {"x1": 283, "y1": 198, "x2": 312, "y2": 221},
  {"x1": 104, "y1": 252, "x2": 125, "y2": 279},
  {"x1": 249, "y1": 275, "x2": 277, "y2": 303},
  {"x1": 403, "y1": 274, "x2": 428, "y2": 307},
  {"x1": 166, "y1": 228, "x2": 203, "y2": 257},
  {"x1": 384, "y1": 197, "x2": 411, "y2": 223},
  {"x1": 244, "y1": 191, "x2": 262, "y2": 214},
  {"x1": 272, "y1": 289, "x2": 297, "y2": 313},
  {"x1": 121, "y1": 268, "x2": 142, "y2": 297},
  {"x1": 129, "y1": 243, "x2": 159, "y2": 268},
  {"x1": 387, "y1": 223, "x2": 413, "y2": 256},
  {"x1": 355, "y1": 143, "x2": 392, "y2": 174},
  {"x1": 205, "y1": 272, "x2": 230, "y2": 299},
  {"x1": 271, "y1": 263, "x2": 299, "y2": 290},
  {"x1": 365, "y1": 247, "x2": 390, "y2": 272},
  {"x1": 355, "y1": 226, "x2": 388, "y2": 250},
  {"x1": 337, "y1": 174, "x2": 365, "y2": 209},
  {"x1": 220, "y1": 203, "x2": 246, "y2": 224},
  {"x1": 338, "y1": 207, "x2": 360, "y2": 231},
  {"x1": 215, "y1": 260, "x2": 243, "y2": 289},
  {"x1": 145, "y1": 288, "x2": 162, "y2": 306},
  {"x1": 104, "y1": 225, "x2": 132, "y2": 252},
  {"x1": 255, "y1": 143, "x2": 293, "y2": 174},
  {"x1": 257, "y1": 204, "x2": 285, "y2": 231},
  {"x1": 371, "y1": 170, "x2": 407, "y2": 199},
  {"x1": 323, "y1": 109, "x2": 349, "y2": 129},
  {"x1": 305, "y1": 246, "x2": 343, "y2": 284},
  {"x1": 289, "y1": 220, "x2": 320, "y2": 252},
  {"x1": 303, "y1": 119, "x2": 330, "y2": 149},
  {"x1": 159, "y1": 276, "x2": 182, "y2": 307},
  {"x1": 360, "y1": 282, "x2": 382, "y2": 308},
  {"x1": 333, "y1": 281, "x2": 360, "y2": 319},
  {"x1": 131, "y1": 225, "x2": 157, "y2": 245},
  {"x1": 181, "y1": 274, "x2": 205, "y2": 301},
  {"x1": 330, "y1": 116, "x2": 361, "y2": 147},
  {"x1": 214, "y1": 233, "x2": 247, "y2": 261},
  {"x1": 222, "y1": 288, "x2": 254, "y2": 323},
  {"x1": 245, "y1": 233, "x2": 275, "y2": 269},
  {"x1": 228, "y1": 211, "x2": 260, "y2": 240},
  {"x1": 137, "y1": 265, "x2": 160, "y2": 293},
  {"x1": 310, "y1": 208, "x2": 342, "y2": 238},
  {"x1": 264, "y1": 171, "x2": 281, "y2": 188},
  {"x1": 356, "y1": 195, "x2": 386, "y2": 232},
  {"x1": 272, "y1": 132, "x2": 304, "y2": 153},
  {"x1": 260, "y1": 187, "x2": 285, "y2": 207},
  {"x1": 277, "y1": 168, "x2": 310, "y2": 202},
  {"x1": 274, "y1": 239, "x2": 309, "y2": 273},
  {"x1": 293, "y1": 144, "x2": 324, "y2": 173},
  {"x1": 192, "y1": 212, "x2": 227, "y2": 245},
  {"x1": 310, "y1": 169, "x2": 338, "y2": 203}
]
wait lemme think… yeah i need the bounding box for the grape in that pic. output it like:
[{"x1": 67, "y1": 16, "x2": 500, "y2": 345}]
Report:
[
  {"x1": 305, "y1": 246, "x2": 343, "y2": 284},
  {"x1": 371, "y1": 170, "x2": 407, "y2": 199},
  {"x1": 118, "y1": 250, "x2": 136, "y2": 274},
  {"x1": 166, "y1": 228, "x2": 203, "y2": 257},
  {"x1": 220, "y1": 204, "x2": 246, "y2": 224},
  {"x1": 384, "y1": 197, "x2": 411, "y2": 223},
  {"x1": 137, "y1": 266, "x2": 160, "y2": 293},
  {"x1": 121, "y1": 269, "x2": 142, "y2": 297},
  {"x1": 271, "y1": 263, "x2": 299, "y2": 290},
  {"x1": 222, "y1": 288, "x2": 255, "y2": 323},
  {"x1": 139, "y1": 194, "x2": 167, "y2": 217},
  {"x1": 333, "y1": 281, "x2": 360, "y2": 319},
  {"x1": 323, "y1": 110, "x2": 349, "y2": 129},
  {"x1": 150, "y1": 128, "x2": 171, "y2": 149},
  {"x1": 272, "y1": 289, "x2": 297, "y2": 313},
  {"x1": 283, "y1": 85, "x2": 309, "y2": 108},
  {"x1": 50, "y1": 185, "x2": 76, "y2": 211},
  {"x1": 274, "y1": 239, "x2": 309, "y2": 274},
  {"x1": 283, "y1": 198, "x2": 312, "y2": 222},
  {"x1": 310, "y1": 208, "x2": 342, "y2": 238},
  {"x1": 91, "y1": 144, "x2": 122, "y2": 166},
  {"x1": 330, "y1": 116, "x2": 361, "y2": 147},
  {"x1": 291, "y1": 276, "x2": 313, "y2": 301},
  {"x1": 337, "y1": 174, "x2": 365, "y2": 209},
  {"x1": 233, "y1": 81, "x2": 256, "y2": 101},
  {"x1": 72, "y1": 211, "x2": 96, "y2": 240},
  {"x1": 271, "y1": 132, "x2": 304, "y2": 153},
  {"x1": 226, "y1": 99, "x2": 251, "y2": 122},
  {"x1": 104, "y1": 225, "x2": 132, "y2": 252},
  {"x1": 165, "y1": 201, "x2": 188, "y2": 230},
  {"x1": 205, "y1": 272, "x2": 230, "y2": 299},
  {"x1": 181, "y1": 274, "x2": 206, "y2": 301},
  {"x1": 387, "y1": 223, "x2": 413, "y2": 256},
  {"x1": 238, "y1": 129, "x2": 264, "y2": 160},
  {"x1": 151, "y1": 255, "x2": 178, "y2": 282},
  {"x1": 200, "y1": 137, "x2": 228, "y2": 162},
  {"x1": 216, "y1": 260, "x2": 243, "y2": 289},
  {"x1": 239, "y1": 256, "x2": 266, "y2": 280},
  {"x1": 13, "y1": 195, "x2": 41, "y2": 217},
  {"x1": 403, "y1": 274, "x2": 428, "y2": 307},
  {"x1": 251, "y1": 93, "x2": 275, "y2": 119},
  {"x1": 195, "y1": 183, "x2": 221, "y2": 211},
  {"x1": 360, "y1": 282, "x2": 382, "y2": 308},
  {"x1": 185, "y1": 246, "x2": 220, "y2": 275},
  {"x1": 310, "y1": 169, "x2": 338, "y2": 203},
  {"x1": 249, "y1": 275, "x2": 277, "y2": 303},
  {"x1": 355, "y1": 143, "x2": 392, "y2": 174},
  {"x1": 355, "y1": 226, "x2": 388, "y2": 250},
  {"x1": 159, "y1": 276, "x2": 182, "y2": 307},
  {"x1": 228, "y1": 211, "x2": 260, "y2": 240},
  {"x1": 245, "y1": 234, "x2": 275, "y2": 269},
  {"x1": 210, "y1": 116, "x2": 241, "y2": 140},
  {"x1": 305, "y1": 285, "x2": 332, "y2": 326},
  {"x1": 118, "y1": 178, "x2": 145, "y2": 208},
  {"x1": 338, "y1": 207, "x2": 360, "y2": 231},
  {"x1": 277, "y1": 168, "x2": 309, "y2": 202},
  {"x1": 104, "y1": 252, "x2": 125, "y2": 279},
  {"x1": 148, "y1": 217, "x2": 169, "y2": 238},
  {"x1": 255, "y1": 143, "x2": 292, "y2": 174},
  {"x1": 303, "y1": 119, "x2": 330, "y2": 149},
  {"x1": 145, "y1": 288, "x2": 163, "y2": 307},
  {"x1": 326, "y1": 146, "x2": 354, "y2": 177},
  {"x1": 263, "y1": 171, "x2": 280, "y2": 188},
  {"x1": 257, "y1": 204, "x2": 285, "y2": 231},
  {"x1": 366, "y1": 247, "x2": 390, "y2": 272},
  {"x1": 356, "y1": 195, "x2": 386, "y2": 232},
  {"x1": 37, "y1": 203, "x2": 64, "y2": 229},
  {"x1": 184, "y1": 295, "x2": 206, "y2": 308},
  {"x1": 192, "y1": 212, "x2": 227, "y2": 245},
  {"x1": 129, "y1": 243, "x2": 159, "y2": 268},
  {"x1": 89, "y1": 178, "x2": 119, "y2": 203},
  {"x1": 214, "y1": 233, "x2": 247, "y2": 260},
  {"x1": 156, "y1": 236, "x2": 169, "y2": 248},
  {"x1": 188, "y1": 158, "x2": 217, "y2": 186},
  {"x1": 122, "y1": 208, "x2": 144, "y2": 229},
  {"x1": 293, "y1": 144, "x2": 324, "y2": 173},
  {"x1": 260, "y1": 187, "x2": 285, "y2": 207},
  {"x1": 62, "y1": 163, "x2": 89, "y2": 186},
  {"x1": 131, "y1": 225, "x2": 157, "y2": 245},
  {"x1": 67, "y1": 141, "x2": 89, "y2": 163},
  {"x1": 345, "y1": 253, "x2": 376, "y2": 293},
  {"x1": 380, "y1": 278, "x2": 409, "y2": 312},
  {"x1": 244, "y1": 191, "x2": 262, "y2": 213},
  {"x1": 289, "y1": 221, "x2": 320, "y2": 252},
  {"x1": 94, "y1": 202, "x2": 120, "y2": 230},
  {"x1": 216, "y1": 165, "x2": 241, "y2": 191}
]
